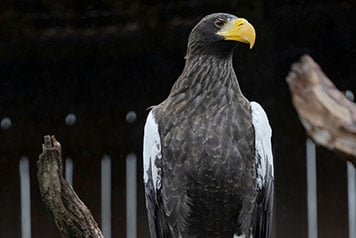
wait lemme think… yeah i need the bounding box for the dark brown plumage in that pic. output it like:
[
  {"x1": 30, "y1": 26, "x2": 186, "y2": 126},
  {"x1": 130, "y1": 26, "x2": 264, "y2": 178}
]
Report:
[{"x1": 143, "y1": 13, "x2": 274, "y2": 238}]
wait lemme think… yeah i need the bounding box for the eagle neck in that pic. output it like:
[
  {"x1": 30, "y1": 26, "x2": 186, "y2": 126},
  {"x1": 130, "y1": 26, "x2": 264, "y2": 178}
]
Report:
[{"x1": 169, "y1": 53, "x2": 242, "y2": 98}]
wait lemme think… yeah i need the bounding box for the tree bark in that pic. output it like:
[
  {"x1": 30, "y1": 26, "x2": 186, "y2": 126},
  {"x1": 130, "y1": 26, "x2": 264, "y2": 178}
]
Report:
[
  {"x1": 286, "y1": 55, "x2": 356, "y2": 164},
  {"x1": 37, "y1": 135, "x2": 104, "y2": 238}
]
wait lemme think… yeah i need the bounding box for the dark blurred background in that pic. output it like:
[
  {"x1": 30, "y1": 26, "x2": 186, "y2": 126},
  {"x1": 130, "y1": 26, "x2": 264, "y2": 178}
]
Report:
[{"x1": 0, "y1": 0, "x2": 355, "y2": 237}]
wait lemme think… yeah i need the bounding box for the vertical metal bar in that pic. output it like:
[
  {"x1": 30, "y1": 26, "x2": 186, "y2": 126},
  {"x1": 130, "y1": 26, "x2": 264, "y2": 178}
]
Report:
[
  {"x1": 101, "y1": 155, "x2": 112, "y2": 238},
  {"x1": 348, "y1": 162, "x2": 356, "y2": 238},
  {"x1": 126, "y1": 153, "x2": 137, "y2": 238},
  {"x1": 345, "y1": 90, "x2": 355, "y2": 238},
  {"x1": 19, "y1": 157, "x2": 31, "y2": 238},
  {"x1": 65, "y1": 158, "x2": 73, "y2": 185},
  {"x1": 306, "y1": 139, "x2": 318, "y2": 238}
]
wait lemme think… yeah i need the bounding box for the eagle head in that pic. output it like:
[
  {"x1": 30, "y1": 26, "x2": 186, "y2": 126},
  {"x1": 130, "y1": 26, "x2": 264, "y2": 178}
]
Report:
[{"x1": 187, "y1": 13, "x2": 256, "y2": 58}]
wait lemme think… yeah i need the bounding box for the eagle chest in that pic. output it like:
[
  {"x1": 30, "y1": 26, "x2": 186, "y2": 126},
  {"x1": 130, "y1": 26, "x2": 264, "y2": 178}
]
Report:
[{"x1": 157, "y1": 100, "x2": 256, "y2": 193}]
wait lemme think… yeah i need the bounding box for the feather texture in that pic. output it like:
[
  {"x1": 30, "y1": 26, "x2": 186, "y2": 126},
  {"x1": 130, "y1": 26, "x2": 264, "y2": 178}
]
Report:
[
  {"x1": 143, "y1": 13, "x2": 274, "y2": 238},
  {"x1": 251, "y1": 102, "x2": 274, "y2": 238}
]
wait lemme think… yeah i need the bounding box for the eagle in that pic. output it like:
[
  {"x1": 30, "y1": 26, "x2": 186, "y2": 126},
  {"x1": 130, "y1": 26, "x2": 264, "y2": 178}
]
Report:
[{"x1": 143, "y1": 13, "x2": 274, "y2": 238}]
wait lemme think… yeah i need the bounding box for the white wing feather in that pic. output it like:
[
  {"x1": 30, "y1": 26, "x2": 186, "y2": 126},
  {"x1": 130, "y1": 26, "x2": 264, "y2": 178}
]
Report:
[
  {"x1": 250, "y1": 102, "x2": 274, "y2": 189},
  {"x1": 143, "y1": 110, "x2": 162, "y2": 190}
]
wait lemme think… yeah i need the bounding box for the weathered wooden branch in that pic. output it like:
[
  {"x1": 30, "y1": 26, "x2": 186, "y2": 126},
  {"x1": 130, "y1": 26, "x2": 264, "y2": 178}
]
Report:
[
  {"x1": 286, "y1": 55, "x2": 356, "y2": 164},
  {"x1": 37, "y1": 135, "x2": 103, "y2": 238}
]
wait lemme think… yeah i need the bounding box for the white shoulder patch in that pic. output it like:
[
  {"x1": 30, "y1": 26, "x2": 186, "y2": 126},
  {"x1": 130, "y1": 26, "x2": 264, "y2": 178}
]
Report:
[
  {"x1": 250, "y1": 102, "x2": 274, "y2": 189},
  {"x1": 143, "y1": 110, "x2": 162, "y2": 190}
]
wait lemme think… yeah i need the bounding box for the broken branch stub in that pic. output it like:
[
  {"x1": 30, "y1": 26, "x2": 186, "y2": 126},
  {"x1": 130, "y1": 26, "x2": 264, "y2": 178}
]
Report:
[
  {"x1": 286, "y1": 55, "x2": 356, "y2": 164},
  {"x1": 37, "y1": 135, "x2": 104, "y2": 238}
]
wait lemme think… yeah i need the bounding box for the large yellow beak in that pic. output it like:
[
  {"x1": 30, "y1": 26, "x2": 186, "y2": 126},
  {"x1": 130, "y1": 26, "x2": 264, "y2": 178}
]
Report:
[{"x1": 216, "y1": 18, "x2": 256, "y2": 49}]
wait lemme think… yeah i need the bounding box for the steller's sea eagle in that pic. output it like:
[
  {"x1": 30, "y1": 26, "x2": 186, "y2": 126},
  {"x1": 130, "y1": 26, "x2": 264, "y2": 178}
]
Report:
[{"x1": 143, "y1": 13, "x2": 274, "y2": 238}]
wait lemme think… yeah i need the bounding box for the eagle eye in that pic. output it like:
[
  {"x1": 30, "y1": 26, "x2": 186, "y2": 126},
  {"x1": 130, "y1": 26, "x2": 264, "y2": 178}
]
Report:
[{"x1": 214, "y1": 18, "x2": 226, "y2": 28}]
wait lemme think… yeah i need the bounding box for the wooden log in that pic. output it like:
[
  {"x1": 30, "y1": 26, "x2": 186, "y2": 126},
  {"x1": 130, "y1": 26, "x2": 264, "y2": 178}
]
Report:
[
  {"x1": 286, "y1": 55, "x2": 356, "y2": 164},
  {"x1": 37, "y1": 135, "x2": 103, "y2": 238}
]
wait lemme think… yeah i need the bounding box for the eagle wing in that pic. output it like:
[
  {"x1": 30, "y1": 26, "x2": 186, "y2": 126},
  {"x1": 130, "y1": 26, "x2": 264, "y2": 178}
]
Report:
[
  {"x1": 250, "y1": 102, "x2": 274, "y2": 238},
  {"x1": 143, "y1": 110, "x2": 167, "y2": 237}
]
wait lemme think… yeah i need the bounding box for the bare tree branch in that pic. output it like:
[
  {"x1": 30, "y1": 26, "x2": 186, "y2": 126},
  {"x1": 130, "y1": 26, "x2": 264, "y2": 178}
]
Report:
[
  {"x1": 286, "y1": 55, "x2": 356, "y2": 164},
  {"x1": 37, "y1": 135, "x2": 104, "y2": 238}
]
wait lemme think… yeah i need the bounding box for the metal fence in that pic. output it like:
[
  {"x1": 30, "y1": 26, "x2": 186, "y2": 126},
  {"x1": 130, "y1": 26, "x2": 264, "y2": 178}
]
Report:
[
  {"x1": 14, "y1": 139, "x2": 356, "y2": 238},
  {"x1": 306, "y1": 139, "x2": 356, "y2": 238},
  {"x1": 18, "y1": 154, "x2": 138, "y2": 238},
  {"x1": 13, "y1": 139, "x2": 356, "y2": 238}
]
